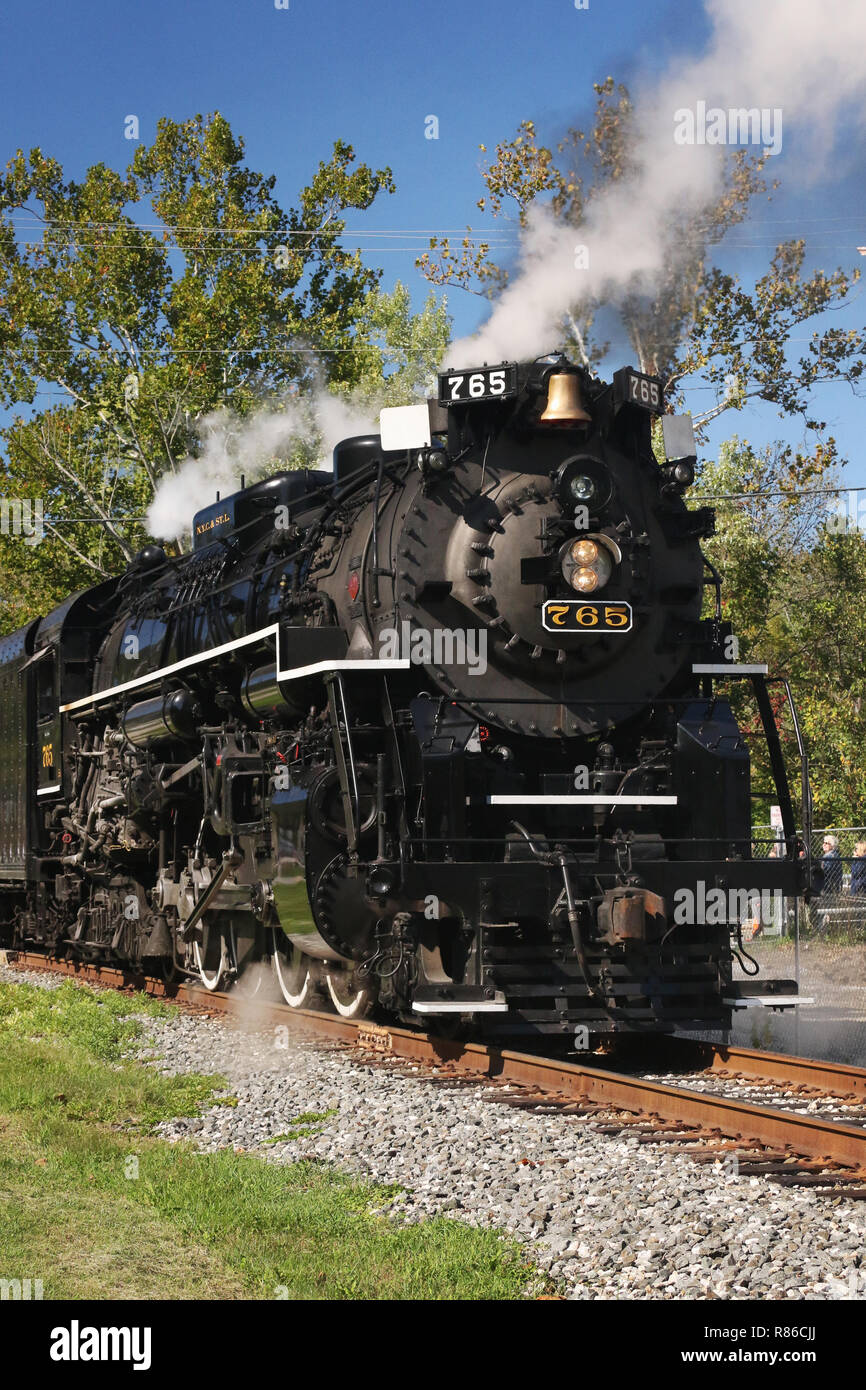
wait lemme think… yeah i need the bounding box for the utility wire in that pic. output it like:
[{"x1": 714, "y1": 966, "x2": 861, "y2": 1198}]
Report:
[{"x1": 8, "y1": 483, "x2": 866, "y2": 526}]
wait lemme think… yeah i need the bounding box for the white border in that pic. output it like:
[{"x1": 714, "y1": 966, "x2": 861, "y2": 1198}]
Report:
[
  {"x1": 60, "y1": 623, "x2": 279, "y2": 712},
  {"x1": 487, "y1": 794, "x2": 678, "y2": 806},
  {"x1": 59, "y1": 621, "x2": 411, "y2": 714}
]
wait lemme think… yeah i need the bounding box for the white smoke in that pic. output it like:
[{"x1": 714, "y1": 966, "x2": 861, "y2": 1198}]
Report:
[
  {"x1": 147, "y1": 387, "x2": 378, "y2": 541},
  {"x1": 449, "y1": 0, "x2": 866, "y2": 365},
  {"x1": 148, "y1": 0, "x2": 866, "y2": 542}
]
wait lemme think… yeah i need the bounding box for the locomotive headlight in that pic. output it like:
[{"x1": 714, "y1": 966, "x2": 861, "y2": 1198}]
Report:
[
  {"x1": 560, "y1": 533, "x2": 620, "y2": 594},
  {"x1": 556, "y1": 457, "x2": 612, "y2": 512},
  {"x1": 570, "y1": 474, "x2": 596, "y2": 502}
]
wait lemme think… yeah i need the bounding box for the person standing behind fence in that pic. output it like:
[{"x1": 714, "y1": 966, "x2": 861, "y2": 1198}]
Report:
[
  {"x1": 850, "y1": 840, "x2": 866, "y2": 896},
  {"x1": 821, "y1": 834, "x2": 843, "y2": 895}
]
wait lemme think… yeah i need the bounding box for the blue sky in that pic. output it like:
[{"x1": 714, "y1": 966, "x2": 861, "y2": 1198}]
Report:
[{"x1": 1, "y1": 0, "x2": 864, "y2": 483}]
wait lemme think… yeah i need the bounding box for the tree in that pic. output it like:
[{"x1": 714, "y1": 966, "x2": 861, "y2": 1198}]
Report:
[
  {"x1": 330, "y1": 281, "x2": 451, "y2": 410},
  {"x1": 683, "y1": 243, "x2": 864, "y2": 434},
  {"x1": 418, "y1": 79, "x2": 866, "y2": 433},
  {"x1": 694, "y1": 439, "x2": 866, "y2": 824},
  {"x1": 771, "y1": 529, "x2": 866, "y2": 823},
  {"x1": 0, "y1": 113, "x2": 447, "y2": 628}
]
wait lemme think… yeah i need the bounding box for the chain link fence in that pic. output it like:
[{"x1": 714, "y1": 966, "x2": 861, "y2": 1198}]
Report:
[{"x1": 733, "y1": 826, "x2": 866, "y2": 1064}]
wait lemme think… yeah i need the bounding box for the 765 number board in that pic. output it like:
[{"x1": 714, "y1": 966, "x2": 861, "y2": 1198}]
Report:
[
  {"x1": 437, "y1": 363, "x2": 518, "y2": 405},
  {"x1": 542, "y1": 600, "x2": 633, "y2": 633}
]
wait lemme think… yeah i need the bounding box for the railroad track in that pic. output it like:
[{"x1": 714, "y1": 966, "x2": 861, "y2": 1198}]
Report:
[{"x1": 5, "y1": 948, "x2": 866, "y2": 1200}]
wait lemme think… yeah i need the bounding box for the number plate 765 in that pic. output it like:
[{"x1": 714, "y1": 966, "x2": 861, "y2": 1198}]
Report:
[{"x1": 542, "y1": 600, "x2": 633, "y2": 633}]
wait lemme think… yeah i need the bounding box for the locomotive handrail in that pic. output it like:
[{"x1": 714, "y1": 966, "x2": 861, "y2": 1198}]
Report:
[
  {"x1": 405, "y1": 832, "x2": 809, "y2": 853},
  {"x1": 325, "y1": 672, "x2": 361, "y2": 853},
  {"x1": 746, "y1": 672, "x2": 811, "y2": 882},
  {"x1": 701, "y1": 553, "x2": 723, "y2": 620},
  {"x1": 454, "y1": 693, "x2": 763, "y2": 705},
  {"x1": 687, "y1": 663, "x2": 810, "y2": 864},
  {"x1": 780, "y1": 674, "x2": 813, "y2": 883}
]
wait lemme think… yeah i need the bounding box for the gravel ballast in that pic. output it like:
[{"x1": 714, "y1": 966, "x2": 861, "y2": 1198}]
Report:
[{"x1": 4, "y1": 964, "x2": 865, "y2": 1300}]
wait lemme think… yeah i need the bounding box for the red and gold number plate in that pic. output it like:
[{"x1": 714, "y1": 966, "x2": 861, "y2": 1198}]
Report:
[{"x1": 542, "y1": 600, "x2": 633, "y2": 633}]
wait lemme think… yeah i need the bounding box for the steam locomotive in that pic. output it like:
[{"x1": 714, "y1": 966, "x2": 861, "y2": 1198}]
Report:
[{"x1": 0, "y1": 355, "x2": 810, "y2": 1034}]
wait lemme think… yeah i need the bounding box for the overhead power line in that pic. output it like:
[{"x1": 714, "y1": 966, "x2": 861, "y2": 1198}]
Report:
[
  {"x1": 7, "y1": 211, "x2": 866, "y2": 230},
  {"x1": 696, "y1": 484, "x2": 866, "y2": 502},
  {"x1": 10, "y1": 234, "x2": 866, "y2": 257},
  {"x1": 7, "y1": 483, "x2": 866, "y2": 529}
]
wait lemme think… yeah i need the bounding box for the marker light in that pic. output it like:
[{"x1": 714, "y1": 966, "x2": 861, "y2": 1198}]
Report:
[
  {"x1": 560, "y1": 533, "x2": 619, "y2": 594},
  {"x1": 573, "y1": 568, "x2": 599, "y2": 593},
  {"x1": 572, "y1": 539, "x2": 599, "y2": 565}
]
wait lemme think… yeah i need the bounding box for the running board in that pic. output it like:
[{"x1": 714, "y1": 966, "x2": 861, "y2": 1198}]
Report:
[
  {"x1": 412, "y1": 987, "x2": 508, "y2": 1015},
  {"x1": 724, "y1": 980, "x2": 813, "y2": 1010},
  {"x1": 487, "y1": 794, "x2": 677, "y2": 806},
  {"x1": 723, "y1": 995, "x2": 814, "y2": 1010},
  {"x1": 693, "y1": 663, "x2": 769, "y2": 675}
]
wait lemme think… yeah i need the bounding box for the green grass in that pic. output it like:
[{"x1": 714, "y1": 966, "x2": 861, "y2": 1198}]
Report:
[
  {"x1": 0, "y1": 980, "x2": 537, "y2": 1300},
  {"x1": 261, "y1": 1109, "x2": 339, "y2": 1144}
]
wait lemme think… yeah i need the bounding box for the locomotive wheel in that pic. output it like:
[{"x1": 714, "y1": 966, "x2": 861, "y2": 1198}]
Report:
[
  {"x1": 324, "y1": 968, "x2": 374, "y2": 1019},
  {"x1": 271, "y1": 931, "x2": 314, "y2": 1008},
  {"x1": 158, "y1": 955, "x2": 179, "y2": 986},
  {"x1": 194, "y1": 919, "x2": 235, "y2": 992}
]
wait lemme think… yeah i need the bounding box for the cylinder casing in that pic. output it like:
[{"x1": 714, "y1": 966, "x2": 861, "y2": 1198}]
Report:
[
  {"x1": 122, "y1": 688, "x2": 201, "y2": 748},
  {"x1": 240, "y1": 663, "x2": 295, "y2": 720}
]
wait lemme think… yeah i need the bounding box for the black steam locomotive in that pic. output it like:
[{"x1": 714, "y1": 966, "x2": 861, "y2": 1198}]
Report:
[{"x1": 0, "y1": 355, "x2": 810, "y2": 1034}]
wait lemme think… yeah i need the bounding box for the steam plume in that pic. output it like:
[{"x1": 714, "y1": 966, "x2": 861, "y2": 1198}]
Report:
[
  {"x1": 147, "y1": 388, "x2": 377, "y2": 541},
  {"x1": 449, "y1": 0, "x2": 866, "y2": 366}
]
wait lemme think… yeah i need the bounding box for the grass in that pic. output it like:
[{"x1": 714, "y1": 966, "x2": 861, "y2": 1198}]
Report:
[
  {"x1": 0, "y1": 980, "x2": 537, "y2": 1300},
  {"x1": 261, "y1": 1109, "x2": 339, "y2": 1144}
]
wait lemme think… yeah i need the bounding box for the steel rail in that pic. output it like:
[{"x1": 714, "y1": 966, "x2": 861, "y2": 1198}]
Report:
[
  {"x1": 697, "y1": 1042, "x2": 866, "y2": 1101},
  {"x1": 6, "y1": 950, "x2": 866, "y2": 1171}
]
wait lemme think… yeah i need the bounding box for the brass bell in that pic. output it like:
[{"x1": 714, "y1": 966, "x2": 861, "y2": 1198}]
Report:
[{"x1": 539, "y1": 370, "x2": 592, "y2": 426}]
